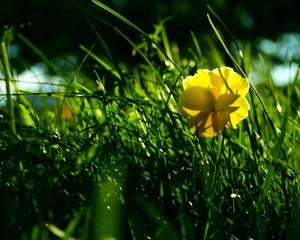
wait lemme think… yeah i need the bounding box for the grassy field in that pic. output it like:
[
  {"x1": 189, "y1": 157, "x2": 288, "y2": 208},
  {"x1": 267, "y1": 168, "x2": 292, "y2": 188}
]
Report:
[{"x1": 1, "y1": 2, "x2": 300, "y2": 239}]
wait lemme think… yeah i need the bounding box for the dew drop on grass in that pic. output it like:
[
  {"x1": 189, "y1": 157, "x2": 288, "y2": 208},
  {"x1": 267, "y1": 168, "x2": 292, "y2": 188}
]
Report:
[
  {"x1": 138, "y1": 137, "x2": 146, "y2": 149},
  {"x1": 189, "y1": 61, "x2": 196, "y2": 68},
  {"x1": 54, "y1": 131, "x2": 61, "y2": 140},
  {"x1": 42, "y1": 147, "x2": 47, "y2": 154},
  {"x1": 276, "y1": 103, "x2": 282, "y2": 113},
  {"x1": 231, "y1": 192, "x2": 241, "y2": 199},
  {"x1": 159, "y1": 148, "x2": 166, "y2": 155},
  {"x1": 165, "y1": 60, "x2": 171, "y2": 67},
  {"x1": 230, "y1": 193, "x2": 238, "y2": 198},
  {"x1": 239, "y1": 50, "x2": 244, "y2": 58}
]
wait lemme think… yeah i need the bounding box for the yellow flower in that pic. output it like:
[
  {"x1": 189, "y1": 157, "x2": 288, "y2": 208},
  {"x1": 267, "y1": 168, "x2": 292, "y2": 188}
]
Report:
[{"x1": 179, "y1": 67, "x2": 250, "y2": 137}]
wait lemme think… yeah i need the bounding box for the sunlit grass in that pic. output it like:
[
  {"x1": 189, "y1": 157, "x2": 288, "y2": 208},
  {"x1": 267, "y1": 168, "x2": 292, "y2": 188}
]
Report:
[{"x1": 0, "y1": 2, "x2": 300, "y2": 239}]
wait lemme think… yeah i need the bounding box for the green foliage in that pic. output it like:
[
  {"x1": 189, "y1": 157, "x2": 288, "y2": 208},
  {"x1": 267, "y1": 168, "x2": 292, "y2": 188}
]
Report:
[{"x1": 1, "y1": 3, "x2": 300, "y2": 240}]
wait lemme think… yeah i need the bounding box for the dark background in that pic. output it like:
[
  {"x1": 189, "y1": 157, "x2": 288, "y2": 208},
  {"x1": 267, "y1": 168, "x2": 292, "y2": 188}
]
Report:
[{"x1": 1, "y1": 0, "x2": 300, "y2": 69}]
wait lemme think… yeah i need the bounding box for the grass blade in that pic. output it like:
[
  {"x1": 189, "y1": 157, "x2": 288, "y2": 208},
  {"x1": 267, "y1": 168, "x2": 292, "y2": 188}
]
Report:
[
  {"x1": 1, "y1": 33, "x2": 16, "y2": 135},
  {"x1": 207, "y1": 13, "x2": 287, "y2": 160},
  {"x1": 91, "y1": 0, "x2": 183, "y2": 75}
]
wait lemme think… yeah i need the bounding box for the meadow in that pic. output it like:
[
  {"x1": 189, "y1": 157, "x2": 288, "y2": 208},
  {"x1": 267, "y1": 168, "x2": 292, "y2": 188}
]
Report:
[{"x1": 1, "y1": 1, "x2": 300, "y2": 239}]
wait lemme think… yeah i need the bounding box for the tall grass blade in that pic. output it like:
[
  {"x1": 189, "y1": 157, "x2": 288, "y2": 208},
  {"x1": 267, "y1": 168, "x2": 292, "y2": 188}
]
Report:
[
  {"x1": 206, "y1": 5, "x2": 244, "y2": 66},
  {"x1": 47, "y1": 224, "x2": 75, "y2": 240},
  {"x1": 91, "y1": 0, "x2": 183, "y2": 75},
  {"x1": 190, "y1": 31, "x2": 203, "y2": 61},
  {"x1": 79, "y1": 44, "x2": 121, "y2": 80},
  {"x1": 0, "y1": 33, "x2": 16, "y2": 135},
  {"x1": 207, "y1": 13, "x2": 287, "y2": 160}
]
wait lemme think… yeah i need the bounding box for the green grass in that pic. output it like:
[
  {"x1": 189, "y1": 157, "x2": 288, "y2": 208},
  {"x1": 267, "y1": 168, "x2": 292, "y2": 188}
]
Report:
[{"x1": 1, "y1": 2, "x2": 300, "y2": 239}]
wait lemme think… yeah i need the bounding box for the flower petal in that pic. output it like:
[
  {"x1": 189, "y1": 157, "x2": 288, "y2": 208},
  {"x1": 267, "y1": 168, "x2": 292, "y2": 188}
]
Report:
[
  {"x1": 210, "y1": 67, "x2": 249, "y2": 96},
  {"x1": 212, "y1": 67, "x2": 249, "y2": 96},
  {"x1": 182, "y1": 69, "x2": 210, "y2": 90},
  {"x1": 215, "y1": 94, "x2": 240, "y2": 111},
  {"x1": 197, "y1": 112, "x2": 223, "y2": 137},
  {"x1": 187, "y1": 111, "x2": 210, "y2": 133},
  {"x1": 209, "y1": 69, "x2": 226, "y2": 88},
  {"x1": 188, "y1": 111, "x2": 229, "y2": 137},
  {"x1": 198, "y1": 113, "x2": 217, "y2": 137},
  {"x1": 179, "y1": 67, "x2": 251, "y2": 137},
  {"x1": 226, "y1": 96, "x2": 250, "y2": 128},
  {"x1": 179, "y1": 86, "x2": 215, "y2": 117},
  {"x1": 212, "y1": 110, "x2": 230, "y2": 134},
  {"x1": 227, "y1": 72, "x2": 249, "y2": 96}
]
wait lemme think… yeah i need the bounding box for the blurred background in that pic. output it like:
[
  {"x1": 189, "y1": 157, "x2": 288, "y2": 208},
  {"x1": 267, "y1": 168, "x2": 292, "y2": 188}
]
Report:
[{"x1": 1, "y1": 0, "x2": 300, "y2": 85}]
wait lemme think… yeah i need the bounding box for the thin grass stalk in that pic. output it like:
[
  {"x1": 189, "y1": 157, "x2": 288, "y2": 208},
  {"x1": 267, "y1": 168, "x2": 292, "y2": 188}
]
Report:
[
  {"x1": 206, "y1": 5, "x2": 245, "y2": 68},
  {"x1": 91, "y1": 0, "x2": 184, "y2": 76},
  {"x1": 84, "y1": 18, "x2": 150, "y2": 134},
  {"x1": 0, "y1": 40, "x2": 16, "y2": 135},
  {"x1": 190, "y1": 31, "x2": 203, "y2": 60},
  {"x1": 207, "y1": 13, "x2": 288, "y2": 161},
  {"x1": 160, "y1": 24, "x2": 173, "y2": 61}
]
